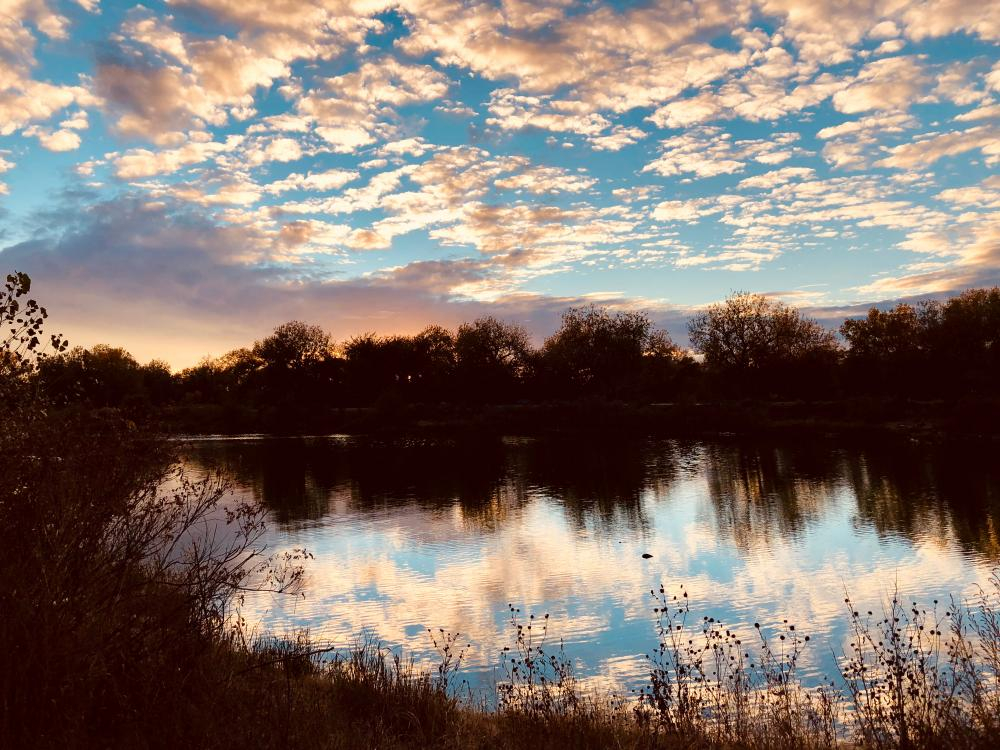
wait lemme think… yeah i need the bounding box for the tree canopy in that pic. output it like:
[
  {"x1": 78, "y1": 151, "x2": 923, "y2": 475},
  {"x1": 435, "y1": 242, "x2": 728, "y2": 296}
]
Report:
[
  {"x1": 689, "y1": 292, "x2": 839, "y2": 371},
  {"x1": 541, "y1": 304, "x2": 683, "y2": 397}
]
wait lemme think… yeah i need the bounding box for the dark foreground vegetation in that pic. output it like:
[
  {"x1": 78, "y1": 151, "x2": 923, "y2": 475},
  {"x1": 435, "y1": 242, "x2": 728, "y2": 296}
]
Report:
[
  {"x1": 26, "y1": 278, "x2": 1000, "y2": 435},
  {"x1": 5, "y1": 271, "x2": 1000, "y2": 749}
]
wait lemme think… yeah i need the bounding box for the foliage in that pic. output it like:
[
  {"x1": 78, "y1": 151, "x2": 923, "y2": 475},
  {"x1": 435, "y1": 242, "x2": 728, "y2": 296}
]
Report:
[
  {"x1": 540, "y1": 304, "x2": 688, "y2": 398},
  {"x1": 688, "y1": 292, "x2": 833, "y2": 370},
  {"x1": 841, "y1": 304, "x2": 927, "y2": 361},
  {"x1": 455, "y1": 316, "x2": 532, "y2": 401},
  {"x1": 253, "y1": 320, "x2": 333, "y2": 371},
  {"x1": 841, "y1": 289, "x2": 1000, "y2": 396},
  {"x1": 687, "y1": 291, "x2": 840, "y2": 397},
  {"x1": 342, "y1": 325, "x2": 456, "y2": 403},
  {"x1": 1, "y1": 274, "x2": 309, "y2": 747},
  {"x1": 1, "y1": 271, "x2": 66, "y2": 380}
]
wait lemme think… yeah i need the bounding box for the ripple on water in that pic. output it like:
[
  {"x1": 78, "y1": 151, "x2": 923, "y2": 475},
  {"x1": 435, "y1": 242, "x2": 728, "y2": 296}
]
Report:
[{"x1": 183, "y1": 435, "x2": 1000, "y2": 694}]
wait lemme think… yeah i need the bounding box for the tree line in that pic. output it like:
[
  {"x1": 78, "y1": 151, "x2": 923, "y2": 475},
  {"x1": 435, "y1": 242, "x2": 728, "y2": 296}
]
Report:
[{"x1": 28, "y1": 287, "x2": 1000, "y2": 412}]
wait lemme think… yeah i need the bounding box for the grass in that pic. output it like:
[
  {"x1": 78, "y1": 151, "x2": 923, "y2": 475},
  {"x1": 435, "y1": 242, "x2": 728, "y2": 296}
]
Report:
[
  {"x1": 3, "y1": 405, "x2": 1000, "y2": 749},
  {"x1": 146, "y1": 572, "x2": 1000, "y2": 750}
]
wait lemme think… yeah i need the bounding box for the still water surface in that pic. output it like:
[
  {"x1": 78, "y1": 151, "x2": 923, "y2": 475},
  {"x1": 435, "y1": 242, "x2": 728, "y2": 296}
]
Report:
[{"x1": 181, "y1": 435, "x2": 1000, "y2": 693}]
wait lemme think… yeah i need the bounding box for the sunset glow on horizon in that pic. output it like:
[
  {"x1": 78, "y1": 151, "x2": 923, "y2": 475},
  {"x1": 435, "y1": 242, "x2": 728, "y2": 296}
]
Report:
[{"x1": 1, "y1": 0, "x2": 998, "y2": 368}]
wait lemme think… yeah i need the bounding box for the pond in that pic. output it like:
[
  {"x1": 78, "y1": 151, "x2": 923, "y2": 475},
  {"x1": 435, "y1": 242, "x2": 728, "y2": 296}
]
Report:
[{"x1": 180, "y1": 435, "x2": 1000, "y2": 695}]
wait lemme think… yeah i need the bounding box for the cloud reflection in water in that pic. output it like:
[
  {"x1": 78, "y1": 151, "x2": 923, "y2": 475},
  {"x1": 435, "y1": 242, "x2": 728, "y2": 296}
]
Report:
[{"x1": 181, "y1": 436, "x2": 1000, "y2": 692}]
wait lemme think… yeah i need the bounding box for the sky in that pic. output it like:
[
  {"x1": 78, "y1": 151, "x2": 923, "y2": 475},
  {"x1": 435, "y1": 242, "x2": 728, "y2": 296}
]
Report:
[{"x1": 0, "y1": 0, "x2": 998, "y2": 368}]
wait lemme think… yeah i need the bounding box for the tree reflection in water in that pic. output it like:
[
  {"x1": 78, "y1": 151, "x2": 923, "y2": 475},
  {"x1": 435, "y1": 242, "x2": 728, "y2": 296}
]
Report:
[{"x1": 180, "y1": 435, "x2": 1000, "y2": 693}]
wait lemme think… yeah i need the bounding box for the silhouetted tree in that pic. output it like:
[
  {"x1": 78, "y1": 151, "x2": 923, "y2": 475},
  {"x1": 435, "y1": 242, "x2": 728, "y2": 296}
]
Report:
[
  {"x1": 412, "y1": 325, "x2": 457, "y2": 394},
  {"x1": 249, "y1": 321, "x2": 339, "y2": 410},
  {"x1": 841, "y1": 304, "x2": 924, "y2": 360},
  {"x1": 140, "y1": 359, "x2": 175, "y2": 405},
  {"x1": 175, "y1": 348, "x2": 262, "y2": 405},
  {"x1": 341, "y1": 325, "x2": 456, "y2": 405},
  {"x1": 177, "y1": 358, "x2": 229, "y2": 404},
  {"x1": 932, "y1": 288, "x2": 1000, "y2": 393},
  {"x1": 840, "y1": 288, "x2": 1000, "y2": 397},
  {"x1": 540, "y1": 304, "x2": 687, "y2": 399},
  {"x1": 455, "y1": 316, "x2": 532, "y2": 402},
  {"x1": 689, "y1": 292, "x2": 839, "y2": 397},
  {"x1": 640, "y1": 328, "x2": 700, "y2": 401},
  {"x1": 343, "y1": 333, "x2": 416, "y2": 404},
  {"x1": 840, "y1": 304, "x2": 931, "y2": 395},
  {"x1": 1, "y1": 271, "x2": 66, "y2": 381},
  {"x1": 38, "y1": 345, "x2": 149, "y2": 407},
  {"x1": 253, "y1": 321, "x2": 332, "y2": 371}
]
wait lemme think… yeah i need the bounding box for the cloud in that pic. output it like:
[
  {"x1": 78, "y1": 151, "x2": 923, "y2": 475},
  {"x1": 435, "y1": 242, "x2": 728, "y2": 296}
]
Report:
[
  {"x1": 937, "y1": 175, "x2": 1000, "y2": 209},
  {"x1": 651, "y1": 198, "x2": 723, "y2": 223},
  {"x1": 645, "y1": 55, "x2": 849, "y2": 129},
  {"x1": 832, "y1": 56, "x2": 930, "y2": 114},
  {"x1": 120, "y1": 10, "x2": 191, "y2": 64},
  {"x1": 877, "y1": 125, "x2": 1000, "y2": 169},
  {"x1": 188, "y1": 36, "x2": 290, "y2": 101},
  {"x1": 648, "y1": 92, "x2": 725, "y2": 129},
  {"x1": 955, "y1": 102, "x2": 1000, "y2": 122},
  {"x1": 1, "y1": 0, "x2": 92, "y2": 129},
  {"x1": 759, "y1": 0, "x2": 999, "y2": 65},
  {"x1": 723, "y1": 174, "x2": 950, "y2": 234},
  {"x1": 817, "y1": 112, "x2": 917, "y2": 170},
  {"x1": 588, "y1": 126, "x2": 646, "y2": 151},
  {"x1": 0, "y1": 78, "x2": 91, "y2": 137},
  {"x1": 397, "y1": 0, "x2": 747, "y2": 112},
  {"x1": 672, "y1": 245, "x2": 782, "y2": 272},
  {"x1": 737, "y1": 166, "x2": 815, "y2": 189},
  {"x1": 486, "y1": 89, "x2": 611, "y2": 137},
  {"x1": 240, "y1": 136, "x2": 305, "y2": 165},
  {"x1": 270, "y1": 146, "x2": 618, "y2": 269},
  {"x1": 852, "y1": 219, "x2": 1000, "y2": 297},
  {"x1": 933, "y1": 61, "x2": 990, "y2": 106},
  {"x1": 868, "y1": 21, "x2": 901, "y2": 40},
  {"x1": 297, "y1": 57, "x2": 451, "y2": 150},
  {"x1": 314, "y1": 125, "x2": 376, "y2": 153},
  {"x1": 94, "y1": 59, "x2": 227, "y2": 142},
  {"x1": 98, "y1": 6, "x2": 393, "y2": 143},
  {"x1": 112, "y1": 135, "x2": 245, "y2": 179},
  {"x1": 167, "y1": 0, "x2": 385, "y2": 63},
  {"x1": 898, "y1": 0, "x2": 1000, "y2": 43},
  {"x1": 642, "y1": 127, "x2": 804, "y2": 179},
  {"x1": 429, "y1": 201, "x2": 638, "y2": 282},
  {"x1": 988, "y1": 62, "x2": 1000, "y2": 93},
  {"x1": 24, "y1": 126, "x2": 83, "y2": 152},
  {"x1": 873, "y1": 39, "x2": 906, "y2": 56},
  {"x1": 377, "y1": 138, "x2": 436, "y2": 159},
  {"x1": 494, "y1": 166, "x2": 596, "y2": 194},
  {"x1": 265, "y1": 168, "x2": 361, "y2": 195}
]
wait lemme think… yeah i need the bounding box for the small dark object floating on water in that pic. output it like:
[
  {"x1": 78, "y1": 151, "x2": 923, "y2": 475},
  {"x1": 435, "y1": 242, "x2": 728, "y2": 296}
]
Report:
[{"x1": 641, "y1": 553, "x2": 653, "y2": 559}]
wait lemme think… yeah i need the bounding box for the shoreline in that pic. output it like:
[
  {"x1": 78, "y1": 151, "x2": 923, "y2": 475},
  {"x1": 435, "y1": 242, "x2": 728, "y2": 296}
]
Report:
[{"x1": 153, "y1": 397, "x2": 1000, "y2": 442}]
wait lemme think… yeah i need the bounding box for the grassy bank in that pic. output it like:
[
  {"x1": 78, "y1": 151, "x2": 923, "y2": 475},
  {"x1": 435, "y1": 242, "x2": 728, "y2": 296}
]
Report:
[
  {"x1": 13, "y1": 580, "x2": 1000, "y2": 750},
  {"x1": 219, "y1": 575, "x2": 1000, "y2": 750}
]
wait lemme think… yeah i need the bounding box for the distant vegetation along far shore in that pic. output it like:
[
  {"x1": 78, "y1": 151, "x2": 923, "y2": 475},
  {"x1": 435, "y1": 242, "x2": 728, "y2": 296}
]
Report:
[{"x1": 21, "y1": 278, "x2": 1000, "y2": 422}]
